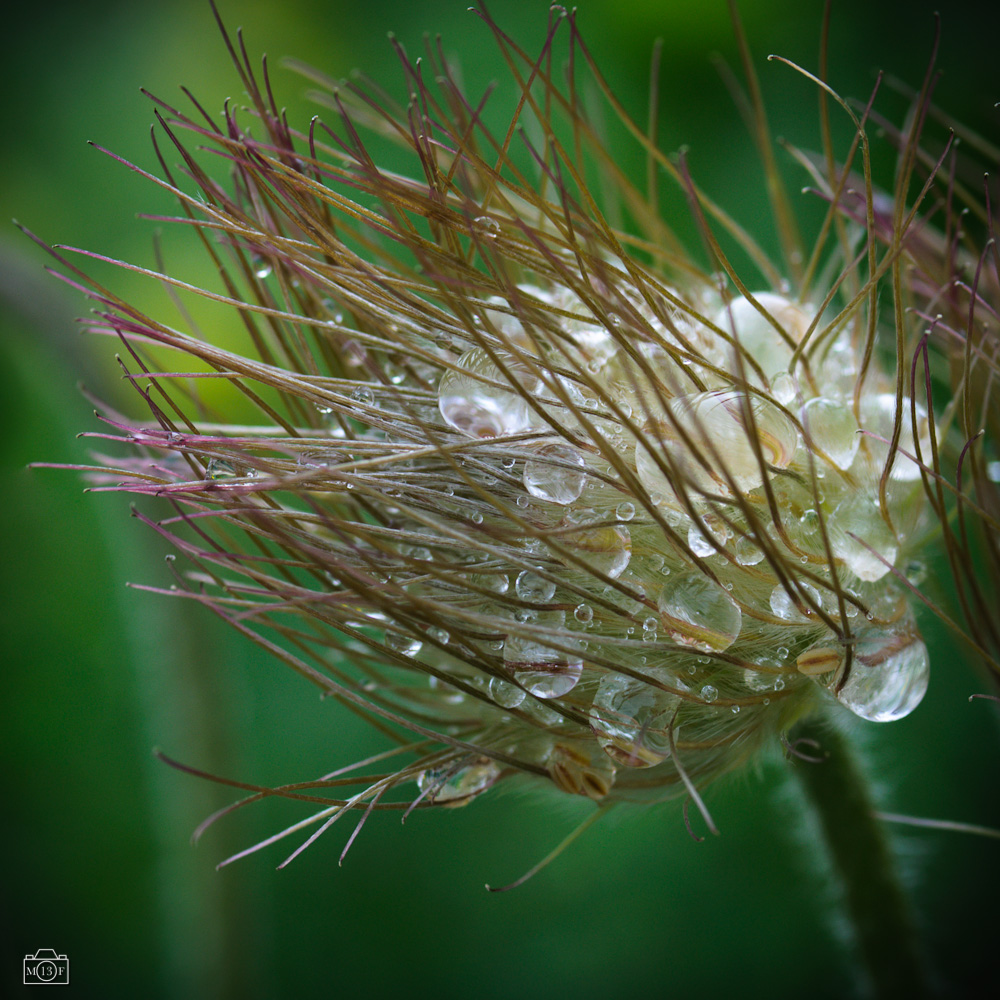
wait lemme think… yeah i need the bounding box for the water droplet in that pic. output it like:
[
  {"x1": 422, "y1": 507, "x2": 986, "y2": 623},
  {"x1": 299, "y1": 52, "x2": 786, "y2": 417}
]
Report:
[
  {"x1": 474, "y1": 215, "x2": 501, "y2": 237},
  {"x1": 574, "y1": 603, "x2": 594, "y2": 624},
  {"x1": 351, "y1": 386, "x2": 375, "y2": 406},
  {"x1": 570, "y1": 524, "x2": 631, "y2": 579},
  {"x1": 438, "y1": 348, "x2": 533, "y2": 438},
  {"x1": 771, "y1": 371, "x2": 797, "y2": 405},
  {"x1": 427, "y1": 626, "x2": 450, "y2": 644},
  {"x1": 589, "y1": 669, "x2": 678, "y2": 767},
  {"x1": 471, "y1": 511, "x2": 484, "y2": 524},
  {"x1": 523, "y1": 442, "x2": 586, "y2": 505},
  {"x1": 829, "y1": 494, "x2": 898, "y2": 581},
  {"x1": 641, "y1": 389, "x2": 799, "y2": 501},
  {"x1": 657, "y1": 571, "x2": 742, "y2": 652},
  {"x1": 642, "y1": 616, "x2": 658, "y2": 632},
  {"x1": 504, "y1": 626, "x2": 583, "y2": 699},
  {"x1": 700, "y1": 684, "x2": 719, "y2": 704},
  {"x1": 523, "y1": 698, "x2": 563, "y2": 726},
  {"x1": 687, "y1": 523, "x2": 716, "y2": 558},
  {"x1": 858, "y1": 393, "x2": 933, "y2": 482},
  {"x1": 801, "y1": 396, "x2": 860, "y2": 470},
  {"x1": 501, "y1": 456, "x2": 516, "y2": 469},
  {"x1": 315, "y1": 403, "x2": 333, "y2": 415},
  {"x1": 385, "y1": 631, "x2": 422, "y2": 657},
  {"x1": 835, "y1": 624, "x2": 929, "y2": 722},
  {"x1": 904, "y1": 560, "x2": 927, "y2": 586},
  {"x1": 718, "y1": 293, "x2": 815, "y2": 379},
  {"x1": 206, "y1": 458, "x2": 238, "y2": 480},
  {"x1": 479, "y1": 572, "x2": 509, "y2": 595},
  {"x1": 253, "y1": 259, "x2": 272, "y2": 279},
  {"x1": 417, "y1": 759, "x2": 500, "y2": 804},
  {"x1": 616, "y1": 501, "x2": 636, "y2": 522},
  {"x1": 516, "y1": 495, "x2": 530, "y2": 508},
  {"x1": 733, "y1": 533, "x2": 764, "y2": 566},
  {"x1": 489, "y1": 676, "x2": 525, "y2": 709},
  {"x1": 769, "y1": 581, "x2": 823, "y2": 622},
  {"x1": 515, "y1": 570, "x2": 556, "y2": 603}
]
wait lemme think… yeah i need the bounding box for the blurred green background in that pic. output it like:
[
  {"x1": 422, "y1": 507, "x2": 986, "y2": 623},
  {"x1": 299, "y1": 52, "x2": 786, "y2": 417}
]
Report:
[{"x1": 3, "y1": 1, "x2": 998, "y2": 997}]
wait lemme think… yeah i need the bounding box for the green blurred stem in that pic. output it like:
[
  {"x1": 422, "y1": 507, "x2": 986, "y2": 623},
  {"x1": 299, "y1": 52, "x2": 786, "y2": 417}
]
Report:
[{"x1": 791, "y1": 717, "x2": 928, "y2": 999}]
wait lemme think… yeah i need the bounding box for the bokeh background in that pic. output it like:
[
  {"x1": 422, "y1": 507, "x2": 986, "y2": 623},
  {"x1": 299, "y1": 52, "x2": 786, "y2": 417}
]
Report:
[{"x1": 3, "y1": 1, "x2": 998, "y2": 997}]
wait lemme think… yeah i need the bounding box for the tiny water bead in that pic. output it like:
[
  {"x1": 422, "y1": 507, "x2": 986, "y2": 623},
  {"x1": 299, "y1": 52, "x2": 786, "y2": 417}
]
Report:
[
  {"x1": 834, "y1": 623, "x2": 930, "y2": 722},
  {"x1": 700, "y1": 684, "x2": 719, "y2": 704},
  {"x1": 416, "y1": 759, "x2": 501, "y2": 805},
  {"x1": 351, "y1": 386, "x2": 375, "y2": 406},
  {"x1": 385, "y1": 631, "x2": 423, "y2": 657},
  {"x1": 206, "y1": 458, "x2": 238, "y2": 480},
  {"x1": 522, "y1": 442, "x2": 586, "y2": 504},
  {"x1": 657, "y1": 571, "x2": 743, "y2": 652},
  {"x1": 574, "y1": 603, "x2": 594, "y2": 624},
  {"x1": 615, "y1": 500, "x2": 636, "y2": 522},
  {"x1": 588, "y1": 669, "x2": 679, "y2": 767},
  {"x1": 473, "y1": 215, "x2": 501, "y2": 237}
]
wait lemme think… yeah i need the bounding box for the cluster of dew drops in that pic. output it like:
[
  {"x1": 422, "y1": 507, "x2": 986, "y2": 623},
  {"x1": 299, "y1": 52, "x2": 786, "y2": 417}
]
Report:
[{"x1": 355, "y1": 278, "x2": 934, "y2": 797}]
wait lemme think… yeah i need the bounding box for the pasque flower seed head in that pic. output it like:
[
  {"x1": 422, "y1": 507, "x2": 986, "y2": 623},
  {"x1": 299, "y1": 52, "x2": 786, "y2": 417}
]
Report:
[{"x1": 39, "y1": 3, "x2": 999, "y2": 870}]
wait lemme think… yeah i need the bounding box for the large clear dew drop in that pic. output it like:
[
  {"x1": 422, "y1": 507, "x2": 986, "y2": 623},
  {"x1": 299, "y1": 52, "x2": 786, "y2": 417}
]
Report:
[
  {"x1": 504, "y1": 614, "x2": 583, "y2": 698},
  {"x1": 657, "y1": 571, "x2": 743, "y2": 652},
  {"x1": 769, "y1": 581, "x2": 823, "y2": 622},
  {"x1": 639, "y1": 389, "x2": 798, "y2": 499},
  {"x1": 801, "y1": 396, "x2": 860, "y2": 470},
  {"x1": 715, "y1": 292, "x2": 814, "y2": 383},
  {"x1": 489, "y1": 676, "x2": 526, "y2": 709},
  {"x1": 416, "y1": 759, "x2": 501, "y2": 804},
  {"x1": 857, "y1": 392, "x2": 933, "y2": 482},
  {"x1": 438, "y1": 347, "x2": 532, "y2": 438},
  {"x1": 515, "y1": 570, "x2": 556, "y2": 603},
  {"x1": 568, "y1": 524, "x2": 632, "y2": 579},
  {"x1": 589, "y1": 669, "x2": 679, "y2": 767},
  {"x1": 829, "y1": 494, "x2": 898, "y2": 582},
  {"x1": 834, "y1": 625, "x2": 929, "y2": 722},
  {"x1": 522, "y1": 442, "x2": 586, "y2": 504}
]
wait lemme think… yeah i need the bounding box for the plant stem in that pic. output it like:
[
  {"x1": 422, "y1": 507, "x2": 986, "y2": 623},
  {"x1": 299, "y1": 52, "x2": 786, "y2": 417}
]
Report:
[{"x1": 791, "y1": 716, "x2": 929, "y2": 999}]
